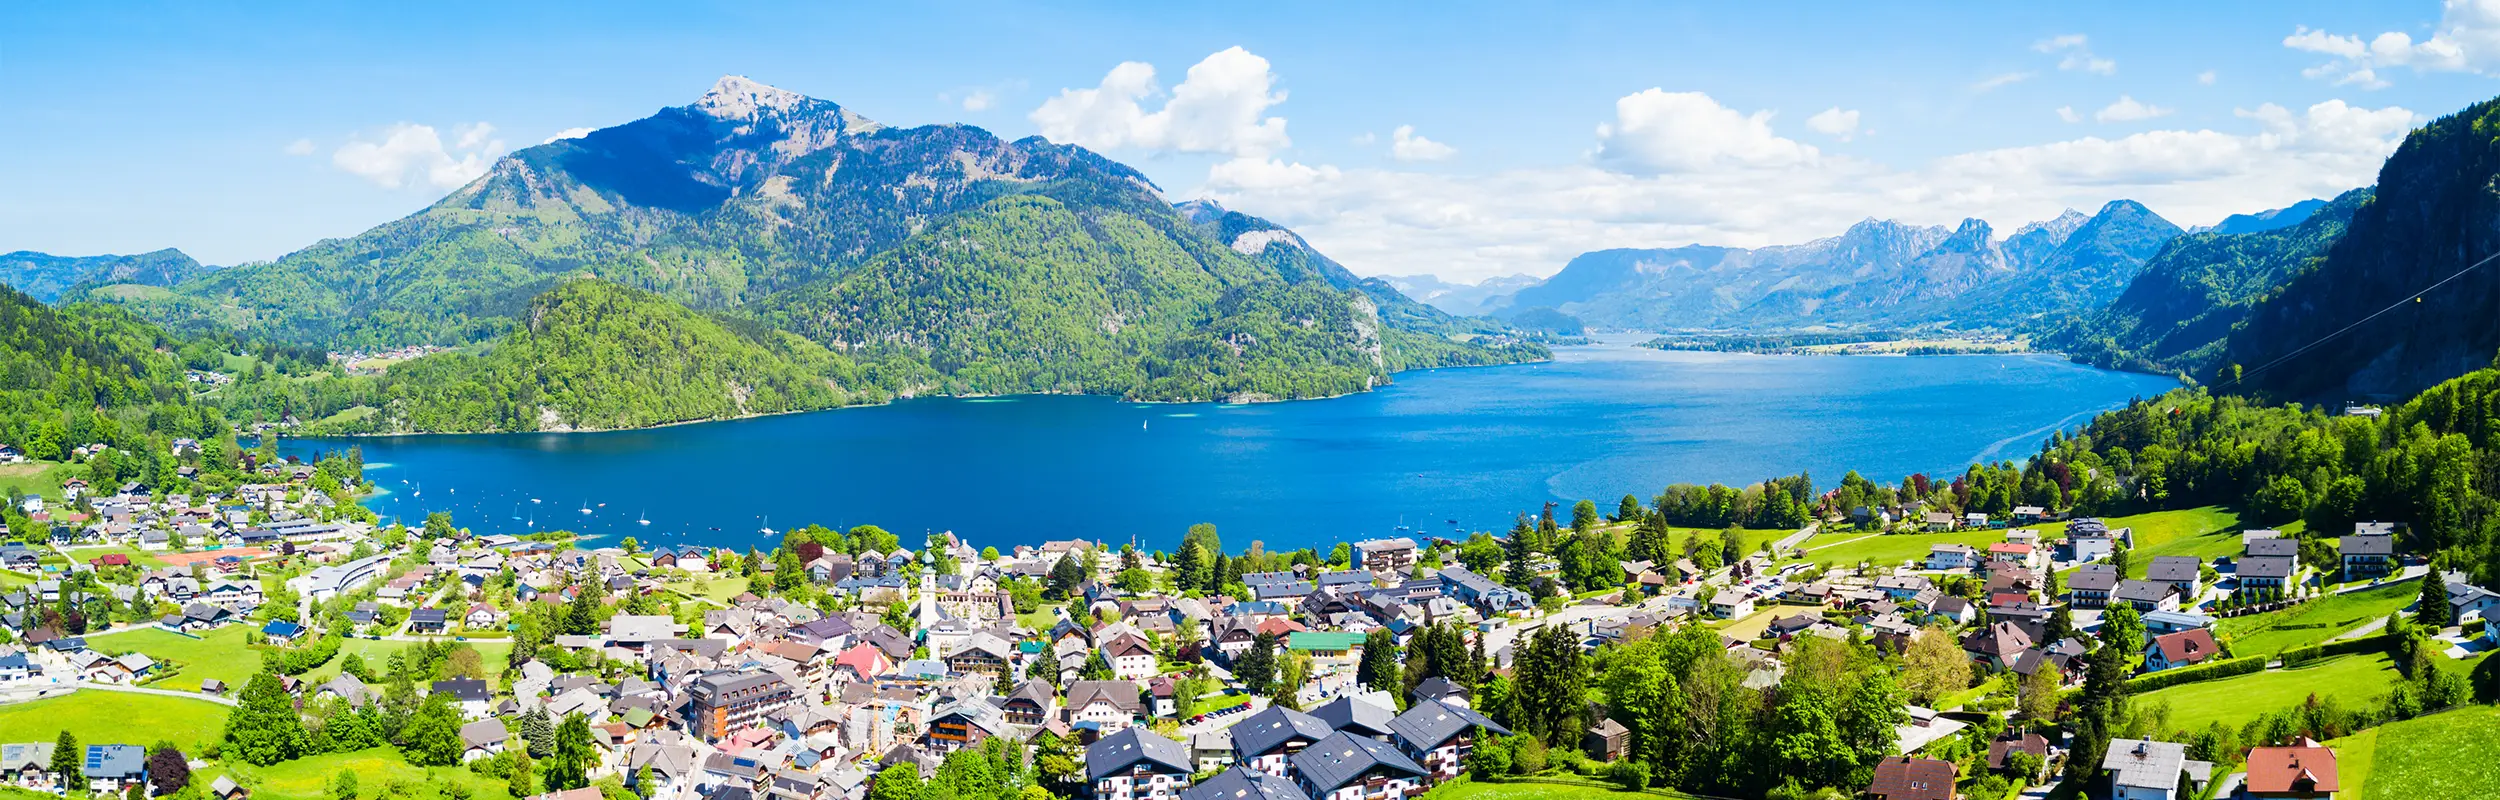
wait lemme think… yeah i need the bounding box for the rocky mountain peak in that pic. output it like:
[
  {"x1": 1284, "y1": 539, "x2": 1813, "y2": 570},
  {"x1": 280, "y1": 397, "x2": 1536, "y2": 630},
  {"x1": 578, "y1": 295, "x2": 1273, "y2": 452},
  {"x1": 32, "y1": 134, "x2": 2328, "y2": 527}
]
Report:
[{"x1": 694, "y1": 75, "x2": 808, "y2": 120}]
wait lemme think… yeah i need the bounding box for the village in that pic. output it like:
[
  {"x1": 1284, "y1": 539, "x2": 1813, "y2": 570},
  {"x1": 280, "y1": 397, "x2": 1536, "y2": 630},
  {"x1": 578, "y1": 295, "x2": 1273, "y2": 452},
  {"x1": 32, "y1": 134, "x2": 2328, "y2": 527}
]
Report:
[{"x1": 0, "y1": 442, "x2": 2487, "y2": 800}]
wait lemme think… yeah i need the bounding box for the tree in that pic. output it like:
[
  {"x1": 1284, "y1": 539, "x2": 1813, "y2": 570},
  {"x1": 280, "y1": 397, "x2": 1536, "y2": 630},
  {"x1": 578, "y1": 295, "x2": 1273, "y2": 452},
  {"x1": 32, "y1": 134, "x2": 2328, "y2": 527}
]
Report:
[
  {"x1": 1047, "y1": 555, "x2": 1085, "y2": 598},
  {"x1": 331, "y1": 769, "x2": 359, "y2": 800},
  {"x1": 869, "y1": 764, "x2": 923, "y2": 800},
  {"x1": 1358, "y1": 629, "x2": 1401, "y2": 693},
  {"x1": 1236, "y1": 632, "x2": 1278, "y2": 695},
  {"x1": 1504, "y1": 514, "x2": 1538, "y2": 588},
  {"x1": 50, "y1": 730, "x2": 82, "y2": 793},
  {"x1": 423, "y1": 511, "x2": 456, "y2": 540},
  {"x1": 2418, "y1": 571, "x2": 2455, "y2": 628},
  {"x1": 1901, "y1": 626, "x2": 1972, "y2": 705},
  {"x1": 1571, "y1": 500, "x2": 1601, "y2": 535},
  {"x1": 2100, "y1": 604, "x2": 2146, "y2": 669},
  {"x1": 508, "y1": 751, "x2": 536, "y2": 799},
  {"x1": 147, "y1": 742, "x2": 191, "y2": 797},
  {"x1": 224, "y1": 671, "x2": 311, "y2": 765},
  {"x1": 544, "y1": 713, "x2": 596, "y2": 791},
  {"x1": 396, "y1": 693, "x2": 465, "y2": 767},
  {"x1": 521, "y1": 708, "x2": 556, "y2": 758},
  {"x1": 2018, "y1": 662, "x2": 2063, "y2": 729},
  {"x1": 1615, "y1": 494, "x2": 1643, "y2": 523}
]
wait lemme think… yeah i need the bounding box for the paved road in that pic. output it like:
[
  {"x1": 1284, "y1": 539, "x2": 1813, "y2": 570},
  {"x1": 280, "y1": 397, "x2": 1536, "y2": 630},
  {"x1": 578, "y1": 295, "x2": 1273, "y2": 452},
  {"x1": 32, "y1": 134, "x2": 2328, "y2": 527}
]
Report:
[{"x1": 78, "y1": 680, "x2": 238, "y2": 707}]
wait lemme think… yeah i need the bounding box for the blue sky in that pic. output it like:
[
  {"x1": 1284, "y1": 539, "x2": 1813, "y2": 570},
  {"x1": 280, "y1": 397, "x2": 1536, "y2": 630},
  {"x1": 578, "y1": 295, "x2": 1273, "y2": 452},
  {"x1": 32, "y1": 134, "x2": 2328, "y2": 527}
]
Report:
[{"x1": 7, "y1": 1, "x2": 2500, "y2": 281}]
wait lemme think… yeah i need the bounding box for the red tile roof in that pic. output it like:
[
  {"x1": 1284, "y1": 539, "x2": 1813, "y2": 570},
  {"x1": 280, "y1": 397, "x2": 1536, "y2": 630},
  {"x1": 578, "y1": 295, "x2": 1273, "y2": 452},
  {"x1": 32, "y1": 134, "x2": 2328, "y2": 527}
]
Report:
[
  {"x1": 1866, "y1": 755, "x2": 1957, "y2": 800},
  {"x1": 2243, "y1": 741, "x2": 2339, "y2": 795}
]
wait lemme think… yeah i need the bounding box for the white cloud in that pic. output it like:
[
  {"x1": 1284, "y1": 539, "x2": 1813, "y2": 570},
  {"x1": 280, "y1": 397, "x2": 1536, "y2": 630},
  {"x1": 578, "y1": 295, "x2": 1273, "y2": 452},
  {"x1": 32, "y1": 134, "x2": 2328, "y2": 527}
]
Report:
[
  {"x1": 1806, "y1": 107, "x2": 1861, "y2": 141},
  {"x1": 1389, "y1": 125, "x2": 1456, "y2": 161},
  {"x1": 2035, "y1": 33, "x2": 2117, "y2": 75},
  {"x1": 2094, "y1": 95, "x2": 2174, "y2": 123},
  {"x1": 1030, "y1": 46, "x2": 1290, "y2": 158},
  {"x1": 1351, "y1": 132, "x2": 1377, "y2": 146},
  {"x1": 1593, "y1": 89, "x2": 1817, "y2": 174},
  {"x1": 2198, "y1": 70, "x2": 2218, "y2": 85},
  {"x1": 1973, "y1": 72, "x2": 2034, "y2": 92},
  {"x1": 961, "y1": 90, "x2": 996, "y2": 112},
  {"x1": 2286, "y1": 0, "x2": 2500, "y2": 87},
  {"x1": 1196, "y1": 94, "x2": 2417, "y2": 283},
  {"x1": 542, "y1": 127, "x2": 594, "y2": 144},
  {"x1": 330, "y1": 122, "x2": 504, "y2": 190},
  {"x1": 2057, "y1": 106, "x2": 2082, "y2": 123},
  {"x1": 283, "y1": 138, "x2": 316, "y2": 156}
]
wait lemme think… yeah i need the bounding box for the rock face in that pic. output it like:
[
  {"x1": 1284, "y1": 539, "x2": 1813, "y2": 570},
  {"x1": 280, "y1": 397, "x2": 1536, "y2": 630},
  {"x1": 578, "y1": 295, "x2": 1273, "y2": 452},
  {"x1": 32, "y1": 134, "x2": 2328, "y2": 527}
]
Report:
[
  {"x1": 2221, "y1": 98, "x2": 2500, "y2": 401},
  {"x1": 1481, "y1": 201, "x2": 2180, "y2": 332}
]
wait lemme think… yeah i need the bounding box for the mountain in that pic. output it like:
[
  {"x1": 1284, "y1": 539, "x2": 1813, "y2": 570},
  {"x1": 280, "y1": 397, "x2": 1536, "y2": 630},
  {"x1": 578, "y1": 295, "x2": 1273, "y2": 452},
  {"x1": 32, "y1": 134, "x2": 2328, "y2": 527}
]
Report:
[
  {"x1": 1380, "y1": 273, "x2": 1542, "y2": 316},
  {"x1": 1481, "y1": 201, "x2": 2179, "y2": 332},
  {"x1": 105, "y1": 75, "x2": 1540, "y2": 408},
  {"x1": 286, "y1": 280, "x2": 869, "y2": 434},
  {"x1": 2218, "y1": 97, "x2": 2500, "y2": 401},
  {"x1": 2043, "y1": 188, "x2": 2368, "y2": 379},
  {"x1": 2, "y1": 248, "x2": 210, "y2": 303},
  {"x1": 2194, "y1": 198, "x2": 2330, "y2": 235}
]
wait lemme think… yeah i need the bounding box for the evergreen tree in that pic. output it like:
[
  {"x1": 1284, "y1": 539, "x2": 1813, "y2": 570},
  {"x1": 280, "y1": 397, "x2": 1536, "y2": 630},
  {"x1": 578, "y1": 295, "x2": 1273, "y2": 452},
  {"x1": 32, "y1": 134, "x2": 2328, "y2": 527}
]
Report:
[
  {"x1": 1236, "y1": 632, "x2": 1279, "y2": 695},
  {"x1": 544, "y1": 713, "x2": 596, "y2": 791},
  {"x1": 1504, "y1": 514, "x2": 1537, "y2": 588},
  {"x1": 396, "y1": 693, "x2": 464, "y2": 767},
  {"x1": 2418, "y1": 570, "x2": 2455, "y2": 628},
  {"x1": 1615, "y1": 494, "x2": 1643, "y2": 523},
  {"x1": 50, "y1": 730, "x2": 82, "y2": 793},
  {"x1": 1358, "y1": 629, "x2": 1401, "y2": 692},
  {"x1": 522, "y1": 708, "x2": 556, "y2": 758}
]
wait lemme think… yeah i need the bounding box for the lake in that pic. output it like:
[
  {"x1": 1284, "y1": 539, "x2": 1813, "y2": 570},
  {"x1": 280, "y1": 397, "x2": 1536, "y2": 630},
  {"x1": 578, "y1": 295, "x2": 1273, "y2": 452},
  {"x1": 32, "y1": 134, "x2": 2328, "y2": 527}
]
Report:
[{"x1": 287, "y1": 339, "x2": 2176, "y2": 553}]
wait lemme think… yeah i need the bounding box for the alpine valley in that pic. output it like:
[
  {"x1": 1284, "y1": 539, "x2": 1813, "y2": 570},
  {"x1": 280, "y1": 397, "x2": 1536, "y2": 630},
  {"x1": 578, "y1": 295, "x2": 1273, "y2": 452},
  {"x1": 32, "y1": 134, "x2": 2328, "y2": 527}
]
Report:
[{"x1": 44, "y1": 76, "x2": 1545, "y2": 433}]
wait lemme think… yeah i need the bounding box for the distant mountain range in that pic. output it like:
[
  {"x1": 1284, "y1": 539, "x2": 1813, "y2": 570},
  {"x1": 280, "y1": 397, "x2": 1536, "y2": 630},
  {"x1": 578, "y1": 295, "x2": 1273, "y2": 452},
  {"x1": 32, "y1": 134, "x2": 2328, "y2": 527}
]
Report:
[
  {"x1": 65, "y1": 76, "x2": 1541, "y2": 425},
  {"x1": 1468, "y1": 200, "x2": 2182, "y2": 333},
  {"x1": 0, "y1": 248, "x2": 211, "y2": 303},
  {"x1": 1381, "y1": 274, "x2": 1543, "y2": 317}
]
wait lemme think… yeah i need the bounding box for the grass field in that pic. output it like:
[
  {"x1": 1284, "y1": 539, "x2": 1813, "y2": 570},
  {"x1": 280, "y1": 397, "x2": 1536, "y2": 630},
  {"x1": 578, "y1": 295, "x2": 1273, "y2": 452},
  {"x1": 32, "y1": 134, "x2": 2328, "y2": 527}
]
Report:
[
  {"x1": 62, "y1": 544, "x2": 173, "y2": 569},
  {"x1": 1793, "y1": 508, "x2": 2237, "y2": 570},
  {"x1": 1713, "y1": 607, "x2": 1788, "y2": 640},
  {"x1": 89, "y1": 625, "x2": 265, "y2": 692},
  {"x1": 2112, "y1": 507, "x2": 2245, "y2": 578},
  {"x1": 664, "y1": 575, "x2": 752, "y2": 605},
  {"x1": 2327, "y1": 704, "x2": 2500, "y2": 799},
  {"x1": 2136, "y1": 651, "x2": 2400, "y2": 733},
  {"x1": 1797, "y1": 529, "x2": 2005, "y2": 568},
  {"x1": 2219, "y1": 579, "x2": 2420, "y2": 657},
  {"x1": 219, "y1": 746, "x2": 514, "y2": 800},
  {"x1": 0, "y1": 462, "x2": 65, "y2": 501},
  {"x1": 0, "y1": 691, "x2": 228, "y2": 751}
]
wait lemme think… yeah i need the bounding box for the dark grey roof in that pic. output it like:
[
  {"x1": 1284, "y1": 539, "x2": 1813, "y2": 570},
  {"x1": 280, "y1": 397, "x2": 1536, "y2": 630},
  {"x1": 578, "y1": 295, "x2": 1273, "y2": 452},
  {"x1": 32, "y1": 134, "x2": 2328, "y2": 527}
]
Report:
[
  {"x1": 2112, "y1": 579, "x2": 2174, "y2": 605},
  {"x1": 1309, "y1": 696, "x2": 1396, "y2": 738},
  {"x1": 1182, "y1": 766, "x2": 1309, "y2": 800},
  {"x1": 2066, "y1": 564, "x2": 2120, "y2": 592},
  {"x1": 2342, "y1": 534, "x2": 2396, "y2": 556},
  {"x1": 2145, "y1": 556, "x2": 2202, "y2": 584},
  {"x1": 1288, "y1": 731, "x2": 1426, "y2": 792},
  {"x1": 2239, "y1": 555, "x2": 2297, "y2": 580},
  {"x1": 1227, "y1": 705, "x2": 1333, "y2": 760},
  {"x1": 1085, "y1": 727, "x2": 1191, "y2": 781},
  {"x1": 1387, "y1": 698, "x2": 1509, "y2": 750},
  {"x1": 2245, "y1": 538, "x2": 2298, "y2": 558}
]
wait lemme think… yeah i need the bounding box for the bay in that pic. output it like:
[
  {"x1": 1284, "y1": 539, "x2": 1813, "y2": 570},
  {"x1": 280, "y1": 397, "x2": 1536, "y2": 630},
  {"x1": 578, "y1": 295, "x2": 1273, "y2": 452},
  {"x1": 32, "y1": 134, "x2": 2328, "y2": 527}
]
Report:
[{"x1": 287, "y1": 339, "x2": 2177, "y2": 553}]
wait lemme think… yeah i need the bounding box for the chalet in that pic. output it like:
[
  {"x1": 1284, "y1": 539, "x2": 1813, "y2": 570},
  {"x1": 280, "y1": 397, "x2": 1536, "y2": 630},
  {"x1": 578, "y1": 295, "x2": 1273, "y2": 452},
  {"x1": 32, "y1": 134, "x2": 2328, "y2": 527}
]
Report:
[
  {"x1": 1001, "y1": 680, "x2": 1055, "y2": 726},
  {"x1": 1231, "y1": 706, "x2": 1333, "y2": 776},
  {"x1": 2237, "y1": 556, "x2": 2298, "y2": 590},
  {"x1": 1351, "y1": 538, "x2": 1418, "y2": 575},
  {"x1": 84, "y1": 745, "x2": 148, "y2": 796},
  {"x1": 2143, "y1": 629, "x2": 2221, "y2": 673},
  {"x1": 924, "y1": 700, "x2": 1009, "y2": 754},
  {"x1": 260, "y1": 620, "x2": 305, "y2": 645},
  {"x1": 2145, "y1": 556, "x2": 2203, "y2": 600},
  {"x1": 2240, "y1": 739, "x2": 2339, "y2": 800},
  {"x1": 1707, "y1": 593, "x2": 1755, "y2": 619},
  {"x1": 0, "y1": 741, "x2": 53, "y2": 790},
  {"x1": 1864, "y1": 756, "x2": 1957, "y2": 800},
  {"x1": 2341, "y1": 524, "x2": 2398, "y2": 579},
  {"x1": 1926, "y1": 544, "x2": 1976, "y2": 570},
  {"x1": 2102, "y1": 739, "x2": 2211, "y2": 800},
  {"x1": 1180, "y1": 767, "x2": 1301, "y2": 800},
  {"x1": 1087, "y1": 728, "x2": 1192, "y2": 800},
  {"x1": 1067, "y1": 680, "x2": 1146, "y2": 734},
  {"x1": 1386, "y1": 699, "x2": 1507, "y2": 784},
  {"x1": 407, "y1": 608, "x2": 449, "y2": 635},
  {"x1": 2067, "y1": 564, "x2": 2120, "y2": 608},
  {"x1": 2110, "y1": 580, "x2": 2179, "y2": 613},
  {"x1": 1289, "y1": 732, "x2": 1428, "y2": 800},
  {"x1": 461, "y1": 719, "x2": 508, "y2": 762}
]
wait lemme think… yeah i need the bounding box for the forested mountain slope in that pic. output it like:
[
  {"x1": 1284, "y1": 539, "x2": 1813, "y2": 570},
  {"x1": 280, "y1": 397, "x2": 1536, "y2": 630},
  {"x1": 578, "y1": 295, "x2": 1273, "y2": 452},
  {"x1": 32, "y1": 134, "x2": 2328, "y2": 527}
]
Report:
[
  {"x1": 91, "y1": 76, "x2": 1537, "y2": 409},
  {"x1": 1, "y1": 248, "x2": 210, "y2": 304},
  {"x1": 2220, "y1": 97, "x2": 2500, "y2": 401},
  {"x1": 2044, "y1": 188, "x2": 2368, "y2": 380}
]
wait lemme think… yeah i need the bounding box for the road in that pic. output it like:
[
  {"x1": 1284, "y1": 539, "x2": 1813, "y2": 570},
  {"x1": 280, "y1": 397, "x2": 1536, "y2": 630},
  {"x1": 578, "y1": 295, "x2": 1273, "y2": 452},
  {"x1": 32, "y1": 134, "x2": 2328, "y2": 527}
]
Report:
[{"x1": 2322, "y1": 564, "x2": 2432, "y2": 643}]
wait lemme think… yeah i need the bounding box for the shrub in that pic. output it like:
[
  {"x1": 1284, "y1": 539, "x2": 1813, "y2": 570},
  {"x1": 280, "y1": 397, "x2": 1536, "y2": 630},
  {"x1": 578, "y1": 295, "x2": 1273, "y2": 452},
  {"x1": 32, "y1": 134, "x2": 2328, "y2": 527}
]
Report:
[
  {"x1": 1513, "y1": 736, "x2": 1548, "y2": 775},
  {"x1": 2126, "y1": 656, "x2": 2265, "y2": 691},
  {"x1": 1609, "y1": 760, "x2": 1650, "y2": 791}
]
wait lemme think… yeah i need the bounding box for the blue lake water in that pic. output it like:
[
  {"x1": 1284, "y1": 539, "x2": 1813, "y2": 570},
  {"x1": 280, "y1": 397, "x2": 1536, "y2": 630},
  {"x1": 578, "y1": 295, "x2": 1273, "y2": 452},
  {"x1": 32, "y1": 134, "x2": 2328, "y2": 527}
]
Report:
[{"x1": 286, "y1": 340, "x2": 2176, "y2": 553}]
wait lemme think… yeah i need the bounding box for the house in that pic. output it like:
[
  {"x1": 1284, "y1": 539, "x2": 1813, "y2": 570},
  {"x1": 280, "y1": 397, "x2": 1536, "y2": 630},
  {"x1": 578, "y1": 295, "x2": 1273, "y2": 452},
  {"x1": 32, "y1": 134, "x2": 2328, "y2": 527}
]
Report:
[
  {"x1": 2067, "y1": 564, "x2": 2120, "y2": 607},
  {"x1": 1288, "y1": 732, "x2": 1428, "y2": 800},
  {"x1": 1986, "y1": 733, "x2": 2050, "y2": 779},
  {"x1": 2340, "y1": 525, "x2": 2398, "y2": 579},
  {"x1": 1924, "y1": 512, "x2": 1960, "y2": 532},
  {"x1": 2146, "y1": 556, "x2": 2203, "y2": 600},
  {"x1": 1067, "y1": 680, "x2": 1146, "y2": 734},
  {"x1": 2144, "y1": 629, "x2": 2221, "y2": 672},
  {"x1": 407, "y1": 608, "x2": 449, "y2": 635},
  {"x1": 1387, "y1": 699, "x2": 1508, "y2": 784},
  {"x1": 1584, "y1": 719, "x2": 1629, "y2": 761},
  {"x1": 2012, "y1": 505, "x2": 2049, "y2": 524},
  {"x1": 1865, "y1": 756, "x2": 1957, "y2": 800},
  {"x1": 2446, "y1": 575, "x2": 2500, "y2": 623},
  {"x1": 433, "y1": 678, "x2": 494, "y2": 719},
  {"x1": 1436, "y1": 567, "x2": 1529, "y2": 614},
  {"x1": 260, "y1": 620, "x2": 305, "y2": 645},
  {"x1": 0, "y1": 741, "x2": 53, "y2": 789},
  {"x1": 1310, "y1": 696, "x2": 1397, "y2": 742},
  {"x1": 2140, "y1": 611, "x2": 2216, "y2": 636},
  {"x1": 1087, "y1": 727, "x2": 1193, "y2": 800},
  {"x1": 84, "y1": 744, "x2": 149, "y2": 795},
  {"x1": 1963, "y1": 622, "x2": 2034, "y2": 671},
  {"x1": 460, "y1": 719, "x2": 508, "y2": 762},
  {"x1": 2066, "y1": 519, "x2": 2124, "y2": 563},
  {"x1": 1351, "y1": 538, "x2": 1418, "y2": 575},
  {"x1": 2112, "y1": 580, "x2": 2180, "y2": 613},
  {"x1": 1926, "y1": 544, "x2": 1976, "y2": 571},
  {"x1": 2103, "y1": 739, "x2": 2211, "y2": 800},
  {"x1": 209, "y1": 775, "x2": 250, "y2": 800},
  {"x1": 1101, "y1": 633, "x2": 1158, "y2": 681},
  {"x1": 1230, "y1": 706, "x2": 1333, "y2": 776},
  {"x1": 1707, "y1": 593, "x2": 1755, "y2": 619},
  {"x1": 1988, "y1": 542, "x2": 2036, "y2": 568},
  {"x1": 2238, "y1": 556, "x2": 2299, "y2": 591},
  {"x1": 2239, "y1": 739, "x2": 2338, "y2": 799}
]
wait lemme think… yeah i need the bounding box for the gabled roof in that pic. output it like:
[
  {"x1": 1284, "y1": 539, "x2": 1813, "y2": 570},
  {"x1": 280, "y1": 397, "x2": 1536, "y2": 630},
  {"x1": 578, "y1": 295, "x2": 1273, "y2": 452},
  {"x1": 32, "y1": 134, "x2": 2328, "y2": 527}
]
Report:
[
  {"x1": 1387, "y1": 698, "x2": 1509, "y2": 750},
  {"x1": 1182, "y1": 766, "x2": 1309, "y2": 800},
  {"x1": 1084, "y1": 727, "x2": 1191, "y2": 781},
  {"x1": 1866, "y1": 755, "x2": 1956, "y2": 800},
  {"x1": 1309, "y1": 695, "x2": 1397, "y2": 738},
  {"x1": 2243, "y1": 741, "x2": 2339, "y2": 795},
  {"x1": 1227, "y1": 705, "x2": 1332, "y2": 759},
  {"x1": 1288, "y1": 731, "x2": 1426, "y2": 792}
]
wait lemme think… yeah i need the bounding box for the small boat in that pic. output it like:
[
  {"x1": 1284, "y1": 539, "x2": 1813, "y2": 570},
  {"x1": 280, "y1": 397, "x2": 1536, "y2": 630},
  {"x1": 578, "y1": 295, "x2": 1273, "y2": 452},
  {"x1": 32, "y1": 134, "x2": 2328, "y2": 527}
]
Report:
[
  {"x1": 759, "y1": 516, "x2": 776, "y2": 537},
  {"x1": 529, "y1": 498, "x2": 541, "y2": 504},
  {"x1": 597, "y1": 503, "x2": 607, "y2": 508},
  {"x1": 579, "y1": 499, "x2": 592, "y2": 515},
  {"x1": 637, "y1": 510, "x2": 650, "y2": 526}
]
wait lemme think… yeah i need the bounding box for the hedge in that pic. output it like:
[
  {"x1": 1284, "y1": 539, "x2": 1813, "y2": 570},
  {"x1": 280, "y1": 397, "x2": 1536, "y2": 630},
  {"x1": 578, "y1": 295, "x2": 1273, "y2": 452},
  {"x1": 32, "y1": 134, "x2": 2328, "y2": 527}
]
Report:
[
  {"x1": 2279, "y1": 634, "x2": 2394, "y2": 668},
  {"x1": 2126, "y1": 655, "x2": 2266, "y2": 691}
]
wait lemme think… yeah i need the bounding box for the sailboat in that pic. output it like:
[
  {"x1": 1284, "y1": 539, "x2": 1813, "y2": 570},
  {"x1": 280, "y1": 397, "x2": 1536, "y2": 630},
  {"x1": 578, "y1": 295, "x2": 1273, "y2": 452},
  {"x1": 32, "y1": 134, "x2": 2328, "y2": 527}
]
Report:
[
  {"x1": 759, "y1": 516, "x2": 776, "y2": 537},
  {"x1": 511, "y1": 504, "x2": 522, "y2": 520},
  {"x1": 529, "y1": 497, "x2": 541, "y2": 504},
  {"x1": 411, "y1": 481, "x2": 421, "y2": 498},
  {"x1": 637, "y1": 510, "x2": 651, "y2": 526},
  {"x1": 579, "y1": 499, "x2": 592, "y2": 515}
]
